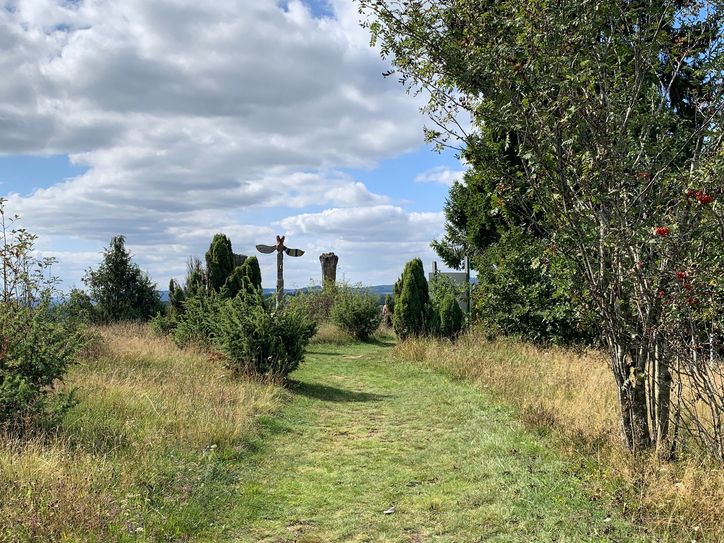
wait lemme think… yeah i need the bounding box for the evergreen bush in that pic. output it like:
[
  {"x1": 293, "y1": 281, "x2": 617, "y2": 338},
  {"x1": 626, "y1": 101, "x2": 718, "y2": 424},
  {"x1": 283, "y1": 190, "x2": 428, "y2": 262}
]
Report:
[
  {"x1": 215, "y1": 294, "x2": 316, "y2": 378},
  {"x1": 220, "y1": 256, "x2": 262, "y2": 299},
  {"x1": 0, "y1": 301, "x2": 84, "y2": 429},
  {"x1": 0, "y1": 199, "x2": 83, "y2": 431},
  {"x1": 438, "y1": 293, "x2": 464, "y2": 339},
  {"x1": 393, "y1": 258, "x2": 432, "y2": 340},
  {"x1": 173, "y1": 294, "x2": 221, "y2": 348},
  {"x1": 83, "y1": 236, "x2": 162, "y2": 322},
  {"x1": 205, "y1": 234, "x2": 235, "y2": 293}
]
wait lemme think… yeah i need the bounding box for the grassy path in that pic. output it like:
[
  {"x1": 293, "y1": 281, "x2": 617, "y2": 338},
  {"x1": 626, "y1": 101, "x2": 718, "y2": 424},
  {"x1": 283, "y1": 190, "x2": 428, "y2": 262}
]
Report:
[{"x1": 216, "y1": 340, "x2": 647, "y2": 543}]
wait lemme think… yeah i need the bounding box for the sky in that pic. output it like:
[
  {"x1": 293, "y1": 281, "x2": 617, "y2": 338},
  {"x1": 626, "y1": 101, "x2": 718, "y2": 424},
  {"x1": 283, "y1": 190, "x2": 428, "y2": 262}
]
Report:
[{"x1": 0, "y1": 0, "x2": 466, "y2": 291}]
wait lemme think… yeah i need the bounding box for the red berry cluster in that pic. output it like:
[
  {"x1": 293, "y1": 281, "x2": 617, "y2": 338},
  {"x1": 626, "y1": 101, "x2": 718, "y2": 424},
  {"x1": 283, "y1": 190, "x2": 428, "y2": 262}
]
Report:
[
  {"x1": 674, "y1": 270, "x2": 698, "y2": 305},
  {"x1": 654, "y1": 226, "x2": 670, "y2": 237},
  {"x1": 686, "y1": 189, "x2": 714, "y2": 205}
]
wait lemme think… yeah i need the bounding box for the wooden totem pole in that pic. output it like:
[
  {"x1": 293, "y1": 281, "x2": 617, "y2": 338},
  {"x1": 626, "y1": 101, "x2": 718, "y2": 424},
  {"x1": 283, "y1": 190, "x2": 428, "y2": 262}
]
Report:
[{"x1": 256, "y1": 235, "x2": 305, "y2": 309}]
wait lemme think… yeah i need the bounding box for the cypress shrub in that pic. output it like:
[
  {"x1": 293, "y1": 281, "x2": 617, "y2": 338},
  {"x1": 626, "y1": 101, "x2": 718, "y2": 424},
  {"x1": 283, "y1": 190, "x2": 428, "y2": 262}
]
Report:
[
  {"x1": 220, "y1": 256, "x2": 262, "y2": 299},
  {"x1": 438, "y1": 293, "x2": 464, "y2": 339},
  {"x1": 205, "y1": 234, "x2": 235, "y2": 293},
  {"x1": 393, "y1": 258, "x2": 431, "y2": 340}
]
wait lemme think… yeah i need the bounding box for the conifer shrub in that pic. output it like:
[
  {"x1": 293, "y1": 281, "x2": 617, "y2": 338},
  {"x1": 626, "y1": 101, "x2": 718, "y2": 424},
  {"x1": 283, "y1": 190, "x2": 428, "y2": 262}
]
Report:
[
  {"x1": 83, "y1": 235, "x2": 162, "y2": 323},
  {"x1": 438, "y1": 293, "x2": 464, "y2": 339},
  {"x1": 173, "y1": 294, "x2": 221, "y2": 348},
  {"x1": 330, "y1": 285, "x2": 382, "y2": 341},
  {"x1": 220, "y1": 256, "x2": 262, "y2": 299},
  {"x1": 393, "y1": 258, "x2": 433, "y2": 340},
  {"x1": 205, "y1": 234, "x2": 235, "y2": 293},
  {"x1": 0, "y1": 301, "x2": 83, "y2": 430},
  {"x1": 214, "y1": 294, "x2": 316, "y2": 378}
]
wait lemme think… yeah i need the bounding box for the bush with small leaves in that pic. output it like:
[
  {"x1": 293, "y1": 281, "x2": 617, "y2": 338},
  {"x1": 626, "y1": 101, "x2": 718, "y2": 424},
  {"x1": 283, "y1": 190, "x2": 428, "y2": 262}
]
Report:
[
  {"x1": 284, "y1": 285, "x2": 337, "y2": 324},
  {"x1": 0, "y1": 199, "x2": 84, "y2": 431},
  {"x1": 331, "y1": 286, "x2": 382, "y2": 341}
]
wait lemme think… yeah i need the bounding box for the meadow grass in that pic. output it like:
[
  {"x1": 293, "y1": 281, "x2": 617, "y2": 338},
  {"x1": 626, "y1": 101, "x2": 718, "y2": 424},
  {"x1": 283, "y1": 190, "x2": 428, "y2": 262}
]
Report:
[
  {"x1": 394, "y1": 331, "x2": 724, "y2": 542},
  {"x1": 0, "y1": 323, "x2": 280, "y2": 542}
]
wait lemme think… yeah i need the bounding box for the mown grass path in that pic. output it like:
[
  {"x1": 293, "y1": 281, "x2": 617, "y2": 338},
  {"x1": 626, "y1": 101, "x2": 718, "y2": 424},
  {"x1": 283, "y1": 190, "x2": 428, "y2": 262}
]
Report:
[{"x1": 216, "y1": 340, "x2": 647, "y2": 543}]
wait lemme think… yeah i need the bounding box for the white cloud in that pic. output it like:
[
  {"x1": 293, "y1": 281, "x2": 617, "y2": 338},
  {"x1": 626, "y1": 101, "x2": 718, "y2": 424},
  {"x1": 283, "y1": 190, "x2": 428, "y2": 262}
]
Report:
[
  {"x1": 415, "y1": 166, "x2": 465, "y2": 187},
  {"x1": 0, "y1": 0, "x2": 438, "y2": 287}
]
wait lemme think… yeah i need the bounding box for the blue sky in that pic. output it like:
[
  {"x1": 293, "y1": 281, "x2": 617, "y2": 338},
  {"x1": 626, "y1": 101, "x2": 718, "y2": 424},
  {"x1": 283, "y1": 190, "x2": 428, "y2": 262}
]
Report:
[{"x1": 0, "y1": 0, "x2": 465, "y2": 290}]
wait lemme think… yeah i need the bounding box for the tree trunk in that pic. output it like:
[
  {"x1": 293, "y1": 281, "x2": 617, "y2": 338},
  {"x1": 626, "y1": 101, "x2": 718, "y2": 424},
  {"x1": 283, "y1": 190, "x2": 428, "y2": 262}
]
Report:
[
  {"x1": 654, "y1": 339, "x2": 672, "y2": 450},
  {"x1": 610, "y1": 342, "x2": 653, "y2": 452},
  {"x1": 319, "y1": 252, "x2": 339, "y2": 289}
]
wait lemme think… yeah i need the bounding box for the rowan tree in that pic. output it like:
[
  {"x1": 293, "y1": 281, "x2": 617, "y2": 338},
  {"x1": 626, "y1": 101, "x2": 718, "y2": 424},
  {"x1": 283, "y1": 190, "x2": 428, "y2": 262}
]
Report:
[{"x1": 361, "y1": 0, "x2": 724, "y2": 455}]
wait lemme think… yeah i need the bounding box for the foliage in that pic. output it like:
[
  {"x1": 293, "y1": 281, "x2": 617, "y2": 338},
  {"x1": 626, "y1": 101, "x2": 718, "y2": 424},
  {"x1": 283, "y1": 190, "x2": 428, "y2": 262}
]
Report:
[
  {"x1": 330, "y1": 285, "x2": 382, "y2": 341},
  {"x1": 150, "y1": 308, "x2": 178, "y2": 337},
  {"x1": 0, "y1": 199, "x2": 82, "y2": 430},
  {"x1": 55, "y1": 288, "x2": 96, "y2": 325},
  {"x1": 172, "y1": 293, "x2": 221, "y2": 348},
  {"x1": 361, "y1": 0, "x2": 724, "y2": 454},
  {"x1": 437, "y1": 293, "x2": 464, "y2": 340},
  {"x1": 214, "y1": 294, "x2": 316, "y2": 378},
  {"x1": 393, "y1": 258, "x2": 433, "y2": 340},
  {"x1": 168, "y1": 278, "x2": 185, "y2": 313},
  {"x1": 83, "y1": 236, "x2": 162, "y2": 323},
  {"x1": 205, "y1": 234, "x2": 235, "y2": 294},
  {"x1": 220, "y1": 256, "x2": 262, "y2": 299},
  {"x1": 0, "y1": 302, "x2": 81, "y2": 429},
  {"x1": 284, "y1": 285, "x2": 337, "y2": 324},
  {"x1": 184, "y1": 257, "x2": 207, "y2": 298},
  {"x1": 472, "y1": 228, "x2": 594, "y2": 344}
]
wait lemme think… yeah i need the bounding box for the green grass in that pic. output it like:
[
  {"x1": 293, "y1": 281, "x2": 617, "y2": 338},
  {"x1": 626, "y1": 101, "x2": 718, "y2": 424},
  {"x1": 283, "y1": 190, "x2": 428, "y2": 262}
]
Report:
[{"x1": 210, "y1": 339, "x2": 649, "y2": 542}]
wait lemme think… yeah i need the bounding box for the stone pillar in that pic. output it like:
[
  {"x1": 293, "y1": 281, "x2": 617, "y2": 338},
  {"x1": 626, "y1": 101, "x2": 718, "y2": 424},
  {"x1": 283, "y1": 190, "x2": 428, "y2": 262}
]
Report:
[{"x1": 319, "y1": 252, "x2": 339, "y2": 289}]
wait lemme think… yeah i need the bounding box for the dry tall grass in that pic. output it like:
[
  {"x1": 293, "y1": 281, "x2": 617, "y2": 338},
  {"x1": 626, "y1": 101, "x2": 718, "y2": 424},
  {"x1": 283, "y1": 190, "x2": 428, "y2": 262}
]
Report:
[
  {"x1": 395, "y1": 331, "x2": 724, "y2": 542},
  {"x1": 0, "y1": 323, "x2": 280, "y2": 542}
]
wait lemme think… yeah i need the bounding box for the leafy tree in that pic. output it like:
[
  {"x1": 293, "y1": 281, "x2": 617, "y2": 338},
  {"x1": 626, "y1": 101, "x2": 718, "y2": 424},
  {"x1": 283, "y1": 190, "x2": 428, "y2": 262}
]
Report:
[
  {"x1": 472, "y1": 228, "x2": 593, "y2": 344},
  {"x1": 393, "y1": 258, "x2": 432, "y2": 340},
  {"x1": 205, "y1": 234, "x2": 235, "y2": 294},
  {"x1": 362, "y1": 0, "x2": 724, "y2": 454},
  {"x1": 84, "y1": 236, "x2": 162, "y2": 322}
]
